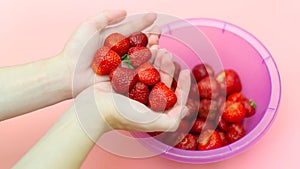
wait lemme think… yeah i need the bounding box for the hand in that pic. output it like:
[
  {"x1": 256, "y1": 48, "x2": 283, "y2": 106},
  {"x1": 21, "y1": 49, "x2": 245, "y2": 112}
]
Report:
[
  {"x1": 58, "y1": 10, "x2": 159, "y2": 97},
  {"x1": 74, "y1": 49, "x2": 191, "y2": 140}
]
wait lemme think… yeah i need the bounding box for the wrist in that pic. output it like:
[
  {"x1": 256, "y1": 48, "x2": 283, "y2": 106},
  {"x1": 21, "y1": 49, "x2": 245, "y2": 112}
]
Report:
[{"x1": 47, "y1": 54, "x2": 73, "y2": 100}]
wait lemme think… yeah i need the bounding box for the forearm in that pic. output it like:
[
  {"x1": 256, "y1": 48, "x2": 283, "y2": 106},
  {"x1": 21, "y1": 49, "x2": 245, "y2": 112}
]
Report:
[
  {"x1": 0, "y1": 55, "x2": 71, "y2": 121},
  {"x1": 12, "y1": 104, "x2": 106, "y2": 169}
]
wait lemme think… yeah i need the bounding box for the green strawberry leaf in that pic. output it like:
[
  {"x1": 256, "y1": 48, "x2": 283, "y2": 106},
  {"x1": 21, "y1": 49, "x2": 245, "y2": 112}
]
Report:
[{"x1": 249, "y1": 100, "x2": 256, "y2": 109}]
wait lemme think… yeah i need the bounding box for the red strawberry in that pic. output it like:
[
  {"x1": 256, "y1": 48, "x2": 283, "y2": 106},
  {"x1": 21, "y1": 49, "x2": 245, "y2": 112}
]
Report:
[
  {"x1": 128, "y1": 32, "x2": 148, "y2": 47},
  {"x1": 109, "y1": 67, "x2": 138, "y2": 94},
  {"x1": 226, "y1": 123, "x2": 246, "y2": 143},
  {"x1": 217, "y1": 117, "x2": 228, "y2": 132},
  {"x1": 242, "y1": 99, "x2": 256, "y2": 117},
  {"x1": 227, "y1": 92, "x2": 246, "y2": 102},
  {"x1": 184, "y1": 98, "x2": 198, "y2": 120},
  {"x1": 104, "y1": 33, "x2": 130, "y2": 56},
  {"x1": 219, "y1": 132, "x2": 229, "y2": 146},
  {"x1": 198, "y1": 129, "x2": 222, "y2": 150},
  {"x1": 221, "y1": 101, "x2": 246, "y2": 123},
  {"x1": 215, "y1": 69, "x2": 242, "y2": 96},
  {"x1": 148, "y1": 82, "x2": 177, "y2": 111},
  {"x1": 198, "y1": 99, "x2": 219, "y2": 120},
  {"x1": 92, "y1": 46, "x2": 121, "y2": 75},
  {"x1": 175, "y1": 134, "x2": 197, "y2": 150},
  {"x1": 136, "y1": 62, "x2": 160, "y2": 86},
  {"x1": 171, "y1": 79, "x2": 177, "y2": 92},
  {"x1": 190, "y1": 118, "x2": 214, "y2": 134},
  {"x1": 128, "y1": 82, "x2": 149, "y2": 105},
  {"x1": 127, "y1": 46, "x2": 151, "y2": 67},
  {"x1": 197, "y1": 76, "x2": 220, "y2": 99},
  {"x1": 192, "y1": 64, "x2": 214, "y2": 82}
]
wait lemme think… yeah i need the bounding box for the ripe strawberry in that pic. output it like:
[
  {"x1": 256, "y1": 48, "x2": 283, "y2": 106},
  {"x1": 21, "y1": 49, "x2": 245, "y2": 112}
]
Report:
[
  {"x1": 221, "y1": 101, "x2": 246, "y2": 123},
  {"x1": 197, "y1": 76, "x2": 220, "y2": 99},
  {"x1": 226, "y1": 123, "x2": 246, "y2": 143},
  {"x1": 198, "y1": 99, "x2": 219, "y2": 120},
  {"x1": 217, "y1": 117, "x2": 228, "y2": 132},
  {"x1": 109, "y1": 67, "x2": 138, "y2": 94},
  {"x1": 136, "y1": 62, "x2": 160, "y2": 86},
  {"x1": 215, "y1": 69, "x2": 242, "y2": 96},
  {"x1": 184, "y1": 98, "x2": 198, "y2": 120},
  {"x1": 192, "y1": 64, "x2": 214, "y2": 82},
  {"x1": 128, "y1": 82, "x2": 149, "y2": 105},
  {"x1": 227, "y1": 92, "x2": 246, "y2": 102},
  {"x1": 190, "y1": 118, "x2": 214, "y2": 134},
  {"x1": 148, "y1": 82, "x2": 177, "y2": 111},
  {"x1": 92, "y1": 46, "x2": 121, "y2": 75},
  {"x1": 219, "y1": 132, "x2": 229, "y2": 146},
  {"x1": 104, "y1": 33, "x2": 130, "y2": 56},
  {"x1": 127, "y1": 46, "x2": 151, "y2": 67},
  {"x1": 128, "y1": 32, "x2": 148, "y2": 47},
  {"x1": 175, "y1": 134, "x2": 197, "y2": 150},
  {"x1": 198, "y1": 129, "x2": 222, "y2": 150},
  {"x1": 242, "y1": 99, "x2": 256, "y2": 117}
]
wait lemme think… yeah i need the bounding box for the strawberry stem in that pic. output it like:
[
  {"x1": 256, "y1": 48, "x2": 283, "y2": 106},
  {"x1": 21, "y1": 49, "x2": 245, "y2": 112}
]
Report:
[
  {"x1": 121, "y1": 54, "x2": 130, "y2": 60},
  {"x1": 249, "y1": 100, "x2": 256, "y2": 109},
  {"x1": 122, "y1": 59, "x2": 135, "y2": 69}
]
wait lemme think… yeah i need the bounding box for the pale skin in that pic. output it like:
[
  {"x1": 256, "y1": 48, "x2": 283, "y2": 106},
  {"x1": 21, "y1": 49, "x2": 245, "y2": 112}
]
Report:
[{"x1": 0, "y1": 10, "x2": 190, "y2": 169}]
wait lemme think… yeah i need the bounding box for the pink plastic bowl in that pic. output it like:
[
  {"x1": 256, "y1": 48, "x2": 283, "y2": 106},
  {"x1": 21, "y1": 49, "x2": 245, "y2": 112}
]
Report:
[{"x1": 133, "y1": 18, "x2": 281, "y2": 164}]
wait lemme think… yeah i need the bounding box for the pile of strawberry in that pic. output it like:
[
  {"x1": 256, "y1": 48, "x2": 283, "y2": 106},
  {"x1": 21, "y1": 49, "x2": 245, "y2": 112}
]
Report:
[
  {"x1": 92, "y1": 32, "x2": 177, "y2": 111},
  {"x1": 149, "y1": 64, "x2": 257, "y2": 151}
]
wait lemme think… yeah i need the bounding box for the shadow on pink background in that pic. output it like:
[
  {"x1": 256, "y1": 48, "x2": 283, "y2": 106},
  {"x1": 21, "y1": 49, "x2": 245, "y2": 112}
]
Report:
[{"x1": 0, "y1": 0, "x2": 299, "y2": 168}]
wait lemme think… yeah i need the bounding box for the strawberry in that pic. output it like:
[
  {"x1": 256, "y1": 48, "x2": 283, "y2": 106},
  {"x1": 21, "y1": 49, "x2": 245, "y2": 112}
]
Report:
[
  {"x1": 215, "y1": 69, "x2": 242, "y2": 96},
  {"x1": 242, "y1": 99, "x2": 256, "y2": 117},
  {"x1": 184, "y1": 98, "x2": 198, "y2": 120},
  {"x1": 221, "y1": 101, "x2": 246, "y2": 123},
  {"x1": 198, "y1": 129, "x2": 222, "y2": 150},
  {"x1": 109, "y1": 67, "x2": 138, "y2": 94},
  {"x1": 219, "y1": 132, "x2": 229, "y2": 146},
  {"x1": 190, "y1": 118, "x2": 214, "y2": 134},
  {"x1": 128, "y1": 32, "x2": 148, "y2": 47},
  {"x1": 136, "y1": 62, "x2": 160, "y2": 86},
  {"x1": 217, "y1": 117, "x2": 228, "y2": 132},
  {"x1": 226, "y1": 123, "x2": 246, "y2": 143},
  {"x1": 148, "y1": 82, "x2": 177, "y2": 111},
  {"x1": 104, "y1": 33, "x2": 130, "y2": 56},
  {"x1": 197, "y1": 76, "x2": 220, "y2": 99},
  {"x1": 92, "y1": 46, "x2": 121, "y2": 75},
  {"x1": 192, "y1": 64, "x2": 214, "y2": 82},
  {"x1": 170, "y1": 78, "x2": 177, "y2": 92},
  {"x1": 128, "y1": 82, "x2": 149, "y2": 105},
  {"x1": 227, "y1": 92, "x2": 246, "y2": 102},
  {"x1": 175, "y1": 134, "x2": 197, "y2": 150},
  {"x1": 127, "y1": 46, "x2": 151, "y2": 67},
  {"x1": 198, "y1": 99, "x2": 219, "y2": 120}
]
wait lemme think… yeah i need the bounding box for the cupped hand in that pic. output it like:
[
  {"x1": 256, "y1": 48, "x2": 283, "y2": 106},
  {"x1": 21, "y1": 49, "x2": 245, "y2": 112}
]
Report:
[{"x1": 59, "y1": 10, "x2": 159, "y2": 97}]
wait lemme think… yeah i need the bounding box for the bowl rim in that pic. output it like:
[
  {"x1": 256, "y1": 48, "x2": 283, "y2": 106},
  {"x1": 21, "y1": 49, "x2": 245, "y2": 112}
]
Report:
[{"x1": 132, "y1": 18, "x2": 282, "y2": 164}]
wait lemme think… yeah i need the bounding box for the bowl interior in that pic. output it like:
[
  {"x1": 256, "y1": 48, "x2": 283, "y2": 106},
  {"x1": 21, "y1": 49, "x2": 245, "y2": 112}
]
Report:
[{"x1": 131, "y1": 18, "x2": 280, "y2": 164}]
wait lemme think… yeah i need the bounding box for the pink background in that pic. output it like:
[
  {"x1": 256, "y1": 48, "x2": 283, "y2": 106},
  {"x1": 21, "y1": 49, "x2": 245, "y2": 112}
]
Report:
[{"x1": 0, "y1": 0, "x2": 299, "y2": 168}]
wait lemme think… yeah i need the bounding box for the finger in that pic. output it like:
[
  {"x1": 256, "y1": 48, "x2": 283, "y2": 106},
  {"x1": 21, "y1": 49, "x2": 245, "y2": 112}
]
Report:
[
  {"x1": 104, "y1": 12, "x2": 157, "y2": 36},
  {"x1": 175, "y1": 69, "x2": 191, "y2": 106},
  {"x1": 94, "y1": 75, "x2": 110, "y2": 83},
  {"x1": 93, "y1": 81, "x2": 113, "y2": 92},
  {"x1": 153, "y1": 48, "x2": 167, "y2": 68},
  {"x1": 147, "y1": 25, "x2": 161, "y2": 47},
  {"x1": 86, "y1": 10, "x2": 127, "y2": 30},
  {"x1": 148, "y1": 45, "x2": 159, "y2": 63},
  {"x1": 159, "y1": 52, "x2": 175, "y2": 88}
]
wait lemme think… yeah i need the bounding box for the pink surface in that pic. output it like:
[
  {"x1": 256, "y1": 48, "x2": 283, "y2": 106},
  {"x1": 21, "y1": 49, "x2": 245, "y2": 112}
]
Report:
[{"x1": 0, "y1": 0, "x2": 299, "y2": 169}]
